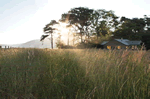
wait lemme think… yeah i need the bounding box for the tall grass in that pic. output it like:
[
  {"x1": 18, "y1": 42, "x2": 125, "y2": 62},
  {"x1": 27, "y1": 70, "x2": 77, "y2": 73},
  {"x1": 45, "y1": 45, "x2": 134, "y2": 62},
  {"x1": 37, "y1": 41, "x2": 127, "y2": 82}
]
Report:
[{"x1": 0, "y1": 48, "x2": 150, "y2": 99}]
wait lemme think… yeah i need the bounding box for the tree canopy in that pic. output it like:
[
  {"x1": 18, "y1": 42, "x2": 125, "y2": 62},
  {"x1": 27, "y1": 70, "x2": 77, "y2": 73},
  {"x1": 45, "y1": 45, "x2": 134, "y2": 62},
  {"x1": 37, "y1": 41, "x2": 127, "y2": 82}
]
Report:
[
  {"x1": 40, "y1": 20, "x2": 59, "y2": 49},
  {"x1": 60, "y1": 7, "x2": 94, "y2": 42},
  {"x1": 41, "y1": 7, "x2": 150, "y2": 50}
]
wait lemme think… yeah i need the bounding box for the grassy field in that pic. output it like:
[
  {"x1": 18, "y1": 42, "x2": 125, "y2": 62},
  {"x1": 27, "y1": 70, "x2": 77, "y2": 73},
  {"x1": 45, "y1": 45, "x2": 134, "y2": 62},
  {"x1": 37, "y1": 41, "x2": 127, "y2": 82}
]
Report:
[{"x1": 0, "y1": 48, "x2": 150, "y2": 99}]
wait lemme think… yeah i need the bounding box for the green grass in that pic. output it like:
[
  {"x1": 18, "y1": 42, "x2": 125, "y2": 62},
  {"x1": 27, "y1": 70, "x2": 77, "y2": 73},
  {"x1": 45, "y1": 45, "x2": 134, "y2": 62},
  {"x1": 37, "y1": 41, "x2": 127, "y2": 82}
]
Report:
[{"x1": 0, "y1": 48, "x2": 150, "y2": 99}]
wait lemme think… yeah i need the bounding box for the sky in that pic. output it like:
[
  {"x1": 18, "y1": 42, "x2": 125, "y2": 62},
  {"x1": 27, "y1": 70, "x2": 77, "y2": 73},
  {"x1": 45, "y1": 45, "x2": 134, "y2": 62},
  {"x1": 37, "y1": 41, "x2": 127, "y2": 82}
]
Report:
[{"x1": 0, "y1": 0, "x2": 150, "y2": 45}]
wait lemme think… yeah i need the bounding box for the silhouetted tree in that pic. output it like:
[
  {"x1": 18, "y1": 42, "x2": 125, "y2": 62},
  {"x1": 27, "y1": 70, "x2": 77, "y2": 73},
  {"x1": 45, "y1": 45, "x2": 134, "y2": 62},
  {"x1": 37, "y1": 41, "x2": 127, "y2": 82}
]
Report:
[
  {"x1": 40, "y1": 20, "x2": 59, "y2": 49},
  {"x1": 60, "y1": 7, "x2": 94, "y2": 43},
  {"x1": 90, "y1": 9, "x2": 119, "y2": 39},
  {"x1": 113, "y1": 16, "x2": 146, "y2": 40}
]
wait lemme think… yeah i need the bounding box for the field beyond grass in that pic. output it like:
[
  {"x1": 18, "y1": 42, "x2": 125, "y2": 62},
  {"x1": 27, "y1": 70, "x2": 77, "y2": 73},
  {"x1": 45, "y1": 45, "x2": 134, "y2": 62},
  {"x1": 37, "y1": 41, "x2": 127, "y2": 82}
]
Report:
[{"x1": 0, "y1": 48, "x2": 150, "y2": 99}]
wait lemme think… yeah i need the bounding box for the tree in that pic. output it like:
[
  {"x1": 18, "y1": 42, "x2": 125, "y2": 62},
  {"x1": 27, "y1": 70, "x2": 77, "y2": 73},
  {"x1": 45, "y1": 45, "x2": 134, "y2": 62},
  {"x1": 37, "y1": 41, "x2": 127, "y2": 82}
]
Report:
[
  {"x1": 113, "y1": 16, "x2": 146, "y2": 40},
  {"x1": 90, "y1": 9, "x2": 119, "y2": 39},
  {"x1": 55, "y1": 33, "x2": 65, "y2": 48},
  {"x1": 113, "y1": 15, "x2": 150, "y2": 50},
  {"x1": 60, "y1": 7, "x2": 94, "y2": 43},
  {"x1": 144, "y1": 15, "x2": 150, "y2": 31},
  {"x1": 40, "y1": 20, "x2": 59, "y2": 49}
]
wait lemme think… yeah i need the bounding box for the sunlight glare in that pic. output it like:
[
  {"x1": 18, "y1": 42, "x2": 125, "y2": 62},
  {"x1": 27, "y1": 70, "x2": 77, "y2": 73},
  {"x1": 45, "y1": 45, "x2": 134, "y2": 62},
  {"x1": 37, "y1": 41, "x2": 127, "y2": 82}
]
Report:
[{"x1": 53, "y1": 22, "x2": 71, "y2": 44}]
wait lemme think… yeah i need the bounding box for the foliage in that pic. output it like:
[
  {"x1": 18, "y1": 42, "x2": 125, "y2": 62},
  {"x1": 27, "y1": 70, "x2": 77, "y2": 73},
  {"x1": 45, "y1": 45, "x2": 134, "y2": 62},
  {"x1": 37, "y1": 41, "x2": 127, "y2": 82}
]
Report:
[
  {"x1": 75, "y1": 42, "x2": 104, "y2": 49},
  {"x1": 75, "y1": 42, "x2": 92, "y2": 49},
  {"x1": 112, "y1": 15, "x2": 150, "y2": 50},
  {"x1": 41, "y1": 20, "x2": 59, "y2": 49},
  {"x1": 139, "y1": 32, "x2": 150, "y2": 50},
  {"x1": 42, "y1": 7, "x2": 150, "y2": 50},
  {"x1": 56, "y1": 41, "x2": 65, "y2": 49},
  {"x1": 91, "y1": 9, "x2": 119, "y2": 39},
  {"x1": 59, "y1": 45, "x2": 76, "y2": 49},
  {"x1": 60, "y1": 7, "x2": 94, "y2": 42},
  {"x1": 58, "y1": 7, "x2": 120, "y2": 48},
  {"x1": 113, "y1": 16, "x2": 150, "y2": 40},
  {"x1": 55, "y1": 33, "x2": 64, "y2": 48}
]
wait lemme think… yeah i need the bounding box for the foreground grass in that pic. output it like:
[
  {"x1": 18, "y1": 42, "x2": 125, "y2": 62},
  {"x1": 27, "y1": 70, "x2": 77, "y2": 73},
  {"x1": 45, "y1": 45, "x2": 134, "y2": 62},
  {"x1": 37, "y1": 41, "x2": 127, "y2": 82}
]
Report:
[{"x1": 0, "y1": 48, "x2": 150, "y2": 99}]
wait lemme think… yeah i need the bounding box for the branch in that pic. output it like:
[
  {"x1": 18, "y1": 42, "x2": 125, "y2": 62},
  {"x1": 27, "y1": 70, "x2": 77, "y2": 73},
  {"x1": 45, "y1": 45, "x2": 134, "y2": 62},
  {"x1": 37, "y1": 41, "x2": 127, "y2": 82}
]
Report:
[{"x1": 40, "y1": 35, "x2": 49, "y2": 41}]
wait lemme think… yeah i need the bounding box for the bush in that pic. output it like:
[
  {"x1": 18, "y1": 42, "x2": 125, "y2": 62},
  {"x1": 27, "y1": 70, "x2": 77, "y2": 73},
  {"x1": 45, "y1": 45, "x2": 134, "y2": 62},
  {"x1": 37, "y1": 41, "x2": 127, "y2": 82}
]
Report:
[
  {"x1": 75, "y1": 42, "x2": 103, "y2": 49},
  {"x1": 59, "y1": 45, "x2": 76, "y2": 49}
]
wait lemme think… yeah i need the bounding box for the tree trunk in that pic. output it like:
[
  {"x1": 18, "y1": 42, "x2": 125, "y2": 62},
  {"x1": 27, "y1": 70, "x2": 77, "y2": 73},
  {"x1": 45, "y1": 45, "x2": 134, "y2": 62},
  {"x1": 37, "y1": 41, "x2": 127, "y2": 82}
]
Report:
[
  {"x1": 51, "y1": 33, "x2": 53, "y2": 49},
  {"x1": 68, "y1": 32, "x2": 69, "y2": 45},
  {"x1": 80, "y1": 28, "x2": 84, "y2": 43},
  {"x1": 81, "y1": 34, "x2": 83, "y2": 43},
  {"x1": 73, "y1": 33, "x2": 75, "y2": 45}
]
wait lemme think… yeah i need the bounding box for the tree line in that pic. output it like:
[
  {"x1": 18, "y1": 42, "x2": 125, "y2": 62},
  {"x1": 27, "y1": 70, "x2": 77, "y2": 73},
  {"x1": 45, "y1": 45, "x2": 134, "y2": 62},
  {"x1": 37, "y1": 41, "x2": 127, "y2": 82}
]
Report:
[{"x1": 40, "y1": 7, "x2": 150, "y2": 50}]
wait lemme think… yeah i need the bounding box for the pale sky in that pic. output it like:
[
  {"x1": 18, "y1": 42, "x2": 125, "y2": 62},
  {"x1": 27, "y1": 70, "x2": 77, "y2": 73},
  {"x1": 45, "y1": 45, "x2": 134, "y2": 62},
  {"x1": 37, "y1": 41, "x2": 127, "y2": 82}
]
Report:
[{"x1": 0, "y1": 0, "x2": 150, "y2": 44}]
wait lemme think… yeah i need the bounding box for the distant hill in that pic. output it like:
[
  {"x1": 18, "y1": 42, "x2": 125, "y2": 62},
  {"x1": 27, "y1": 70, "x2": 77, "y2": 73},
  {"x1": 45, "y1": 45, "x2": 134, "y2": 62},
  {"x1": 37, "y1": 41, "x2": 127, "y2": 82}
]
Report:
[
  {"x1": 18, "y1": 39, "x2": 56, "y2": 48},
  {"x1": 0, "y1": 39, "x2": 56, "y2": 49}
]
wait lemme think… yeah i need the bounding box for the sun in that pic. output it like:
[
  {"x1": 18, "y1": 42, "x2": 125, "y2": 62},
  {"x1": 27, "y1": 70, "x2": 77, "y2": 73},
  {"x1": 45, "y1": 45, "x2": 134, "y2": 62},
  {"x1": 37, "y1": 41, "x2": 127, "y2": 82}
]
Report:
[
  {"x1": 53, "y1": 22, "x2": 70, "y2": 43},
  {"x1": 53, "y1": 22, "x2": 69, "y2": 34}
]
